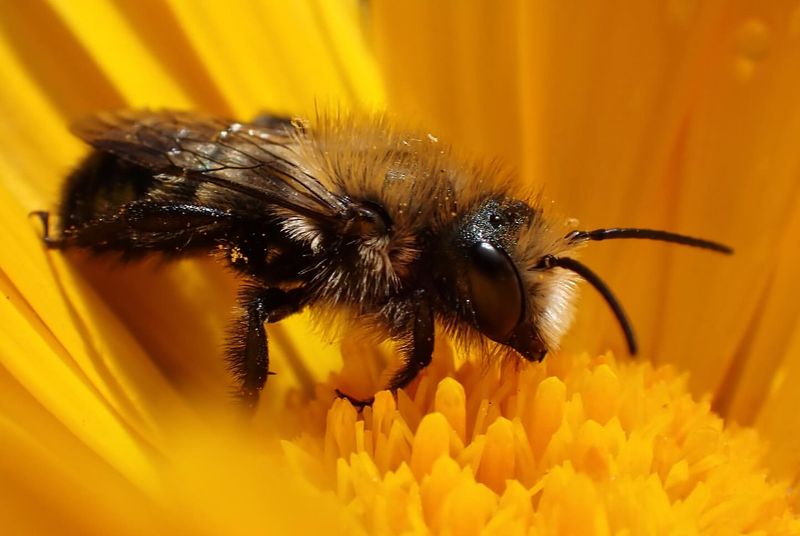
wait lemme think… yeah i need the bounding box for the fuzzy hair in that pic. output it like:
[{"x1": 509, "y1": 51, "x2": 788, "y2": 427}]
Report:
[{"x1": 269, "y1": 112, "x2": 583, "y2": 358}]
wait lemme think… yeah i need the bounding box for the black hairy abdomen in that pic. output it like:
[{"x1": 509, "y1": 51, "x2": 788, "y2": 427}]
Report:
[
  {"x1": 56, "y1": 150, "x2": 318, "y2": 278},
  {"x1": 57, "y1": 151, "x2": 233, "y2": 259},
  {"x1": 59, "y1": 151, "x2": 154, "y2": 230}
]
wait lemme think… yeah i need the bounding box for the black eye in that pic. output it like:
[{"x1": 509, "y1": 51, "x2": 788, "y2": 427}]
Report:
[
  {"x1": 466, "y1": 241, "x2": 524, "y2": 341},
  {"x1": 489, "y1": 213, "x2": 505, "y2": 228}
]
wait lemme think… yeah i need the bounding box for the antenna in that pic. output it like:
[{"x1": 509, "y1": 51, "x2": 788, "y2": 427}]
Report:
[
  {"x1": 539, "y1": 255, "x2": 637, "y2": 354},
  {"x1": 566, "y1": 228, "x2": 733, "y2": 254},
  {"x1": 539, "y1": 228, "x2": 731, "y2": 354}
]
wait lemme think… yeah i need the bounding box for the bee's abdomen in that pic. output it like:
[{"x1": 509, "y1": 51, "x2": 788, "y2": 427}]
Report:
[{"x1": 58, "y1": 150, "x2": 154, "y2": 231}]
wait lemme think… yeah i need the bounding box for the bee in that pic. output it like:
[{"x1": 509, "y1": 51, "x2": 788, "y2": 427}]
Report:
[{"x1": 34, "y1": 110, "x2": 732, "y2": 410}]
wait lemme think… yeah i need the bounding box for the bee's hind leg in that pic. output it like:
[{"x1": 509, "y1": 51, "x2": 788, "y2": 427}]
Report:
[{"x1": 227, "y1": 286, "x2": 307, "y2": 413}]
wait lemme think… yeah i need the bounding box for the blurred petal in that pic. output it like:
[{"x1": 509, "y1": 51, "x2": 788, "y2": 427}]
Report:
[
  {"x1": 0, "y1": 0, "x2": 384, "y2": 530},
  {"x1": 2, "y1": 0, "x2": 798, "y2": 531},
  {"x1": 46, "y1": 0, "x2": 191, "y2": 109},
  {"x1": 166, "y1": 0, "x2": 383, "y2": 117}
]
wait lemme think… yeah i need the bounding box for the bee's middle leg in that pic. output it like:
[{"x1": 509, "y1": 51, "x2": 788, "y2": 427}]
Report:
[
  {"x1": 227, "y1": 286, "x2": 307, "y2": 412},
  {"x1": 388, "y1": 292, "x2": 434, "y2": 392}
]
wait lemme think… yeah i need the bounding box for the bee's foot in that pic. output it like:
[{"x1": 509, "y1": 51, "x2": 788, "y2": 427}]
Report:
[
  {"x1": 334, "y1": 389, "x2": 375, "y2": 410},
  {"x1": 29, "y1": 210, "x2": 64, "y2": 248}
]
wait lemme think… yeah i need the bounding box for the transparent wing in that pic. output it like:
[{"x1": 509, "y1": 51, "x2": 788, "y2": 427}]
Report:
[{"x1": 72, "y1": 110, "x2": 351, "y2": 221}]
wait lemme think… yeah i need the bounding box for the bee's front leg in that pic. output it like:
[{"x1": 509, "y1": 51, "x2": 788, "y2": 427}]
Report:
[
  {"x1": 227, "y1": 286, "x2": 307, "y2": 412},
  {"x1": 336, "y1": 291, "x2": 434, "y2": 409}
]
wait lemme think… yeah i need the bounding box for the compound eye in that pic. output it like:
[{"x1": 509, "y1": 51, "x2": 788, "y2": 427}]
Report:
[{"x1": 466, "y1": 241, "x2": 525, "y2": 341}]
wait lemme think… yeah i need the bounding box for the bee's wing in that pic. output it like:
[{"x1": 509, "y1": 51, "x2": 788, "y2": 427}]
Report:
[{"x1": 72, "y1": 110, "x2": 351, "y2": 222}]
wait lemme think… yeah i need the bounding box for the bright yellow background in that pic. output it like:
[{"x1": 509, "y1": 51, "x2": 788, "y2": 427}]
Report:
[{"x1": 1, "y1": 2, "x2": 799, "y2": 531}]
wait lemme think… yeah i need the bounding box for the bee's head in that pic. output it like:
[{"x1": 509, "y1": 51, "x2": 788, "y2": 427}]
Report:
[
  {"x1": 436, "y1": 196, "x2": 574, "y2": 361},
  {"x1": 437, "y1": 195, "x2": 733, "y2": 361}
]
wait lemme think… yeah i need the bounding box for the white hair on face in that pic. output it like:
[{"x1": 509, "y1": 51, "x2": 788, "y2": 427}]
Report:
[
  {"x1": 533, "y1": 270, "x2": 579, "y2": 350},
  {"x1": 508, "y1": 197, "x2": 584, "y2": 351}
]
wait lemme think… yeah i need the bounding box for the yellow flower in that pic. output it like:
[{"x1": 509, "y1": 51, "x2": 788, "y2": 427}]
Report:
[
  {"x1": 1, "y1": 1, "x2": 798, "y2": 534},
  {"x1": 289, "y1": 349, "x2": 798, "y2": 533}
]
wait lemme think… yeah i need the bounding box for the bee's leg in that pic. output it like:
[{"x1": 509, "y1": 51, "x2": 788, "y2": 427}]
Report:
[
  {"x1": 29, "y1": 210, "x2": 65, "y2": 248},
  {"x1": 336, "y1": 291, "x2": 434, "y2": 409},
  {"x1": 57, "y1": 201, "x2": 234, "y2": 254},
  {"x1": 227, "y1": 286, "x2": 307, "y2": 412},
  {"x1": 388, "y1": 292, "x2": 435, "y2": 391}
]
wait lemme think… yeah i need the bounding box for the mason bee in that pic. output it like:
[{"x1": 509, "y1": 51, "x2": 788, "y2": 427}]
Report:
[{"x1": 35, "y1": 110, "x2": 732, "y2": 410}]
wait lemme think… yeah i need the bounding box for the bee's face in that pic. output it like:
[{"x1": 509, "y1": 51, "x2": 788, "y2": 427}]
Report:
[{"x1": 436, "y1": 197, "x2": 553, "y2": 360}]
